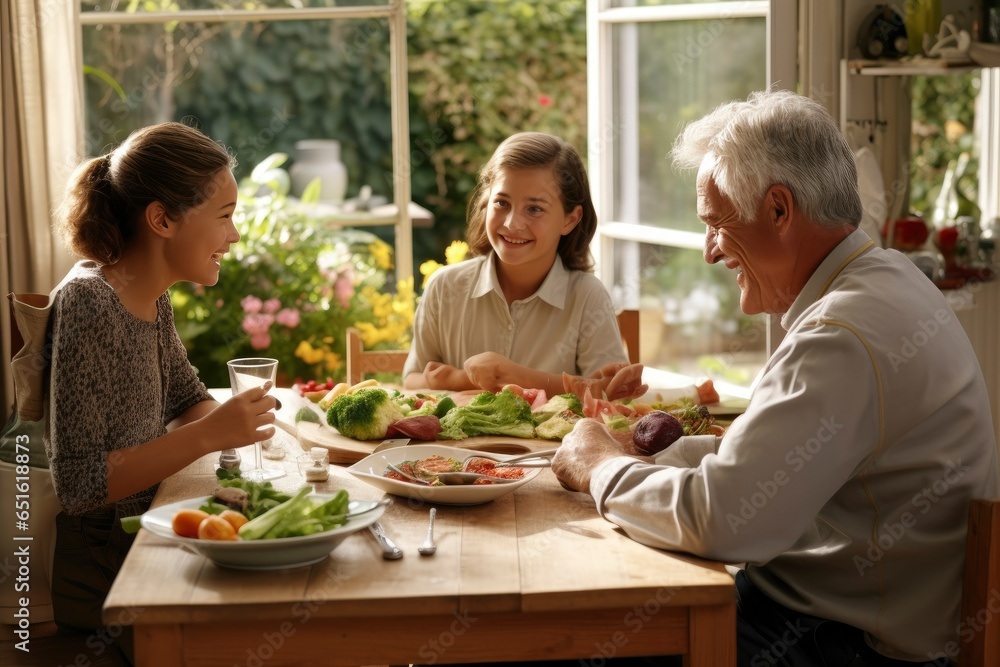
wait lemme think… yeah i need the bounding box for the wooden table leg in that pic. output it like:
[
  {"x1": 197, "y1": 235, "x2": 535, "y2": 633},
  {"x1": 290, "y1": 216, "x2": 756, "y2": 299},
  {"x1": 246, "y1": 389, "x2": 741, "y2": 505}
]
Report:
[{"x1": 685, "y1": 602, "x2": 736, "y2": 667}]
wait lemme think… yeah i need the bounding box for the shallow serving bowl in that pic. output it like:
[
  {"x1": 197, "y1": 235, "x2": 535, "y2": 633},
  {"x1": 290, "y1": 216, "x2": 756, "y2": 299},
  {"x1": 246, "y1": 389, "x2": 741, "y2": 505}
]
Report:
[
  {"x1": 140, "y1": 494, "x2": 386, "y2": 570},
  {"x1": 347, "y1": 444, "x2": 542, "y2": 506}
]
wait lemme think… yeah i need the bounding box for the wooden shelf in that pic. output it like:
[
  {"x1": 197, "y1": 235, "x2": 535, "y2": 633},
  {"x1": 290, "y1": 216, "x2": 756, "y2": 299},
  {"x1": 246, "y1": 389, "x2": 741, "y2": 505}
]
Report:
[{"x1": 846, "y1": 57, "x2": 981, "y2": 76}]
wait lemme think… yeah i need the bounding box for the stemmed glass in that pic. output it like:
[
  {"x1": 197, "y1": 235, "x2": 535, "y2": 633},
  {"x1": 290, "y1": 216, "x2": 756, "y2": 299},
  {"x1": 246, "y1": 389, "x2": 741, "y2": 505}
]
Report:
[{"x1": 227, "y1": 357, "x2": 284, "y2": 482}]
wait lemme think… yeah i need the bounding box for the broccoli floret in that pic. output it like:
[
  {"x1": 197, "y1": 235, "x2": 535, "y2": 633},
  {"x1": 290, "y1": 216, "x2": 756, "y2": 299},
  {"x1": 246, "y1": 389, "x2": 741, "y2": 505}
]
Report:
[
  {"x1": 389, "y1": 390, "x2": 419, "y2": 416},
  {"x1": 532, "y1": 393, "x2": 584, "y2": 424},
  {"x1": 438, "y1": 389, "x2": 536, "y2": 440},
  {"x1": 326, "y1": 387, "x2": 405, "y2": 440},
  {"x1": 535, "y1": 409, "x2": 582, "y2": 440}
]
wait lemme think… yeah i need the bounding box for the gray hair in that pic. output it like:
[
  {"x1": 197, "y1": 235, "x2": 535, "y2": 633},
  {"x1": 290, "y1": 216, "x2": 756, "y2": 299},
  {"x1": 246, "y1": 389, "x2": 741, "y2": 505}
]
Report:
[{"x1": 671, "y1": 90, "x2": 862, "y2": 228}]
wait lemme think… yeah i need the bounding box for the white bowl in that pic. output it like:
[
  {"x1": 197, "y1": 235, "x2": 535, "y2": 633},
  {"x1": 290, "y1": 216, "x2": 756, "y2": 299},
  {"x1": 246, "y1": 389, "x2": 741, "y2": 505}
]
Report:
[
  {"x1": 140, "y1": 493, "x2": 386, "y2": 570},
  {"x1": 347, "y1": 444, "x2": 542, "y2": 506}
]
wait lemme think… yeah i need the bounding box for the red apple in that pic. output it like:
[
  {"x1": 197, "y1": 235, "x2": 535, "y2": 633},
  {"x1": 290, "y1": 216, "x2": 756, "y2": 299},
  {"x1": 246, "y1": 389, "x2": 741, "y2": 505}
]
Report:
[{"x1": 883, "y1": 217, "x2": 929, "y2": 251}]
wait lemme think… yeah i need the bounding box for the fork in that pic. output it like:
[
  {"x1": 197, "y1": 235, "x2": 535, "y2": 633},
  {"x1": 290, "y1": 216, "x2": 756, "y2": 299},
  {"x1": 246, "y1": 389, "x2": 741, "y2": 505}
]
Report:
[
  {"x1": 385, "y1": 461, "x2": 518, "y2": 486},
  {"x1": 467, "y1": 448, "x2": 559, "y2": 468}
]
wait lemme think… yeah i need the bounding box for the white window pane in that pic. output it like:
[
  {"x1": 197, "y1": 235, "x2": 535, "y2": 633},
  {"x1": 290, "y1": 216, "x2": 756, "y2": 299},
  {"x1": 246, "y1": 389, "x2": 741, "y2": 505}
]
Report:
[
  {"x1": 609, "y1": 0, "x2": 753, "y2": 7},
  {"x1": 611, "y1": 241, "x2": 767, "y2": 385},
  {"x1": 610, "y1": 17, "x2": 766, "y2": 231}
]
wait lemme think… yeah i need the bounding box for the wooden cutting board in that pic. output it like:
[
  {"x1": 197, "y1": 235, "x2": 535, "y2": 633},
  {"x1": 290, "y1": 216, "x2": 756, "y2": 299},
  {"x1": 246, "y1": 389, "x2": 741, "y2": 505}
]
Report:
[
  {"x1": 295, "y1": 421, "x2": 556, "y2": 464},
  {"x1": 272, "y1": 388, "x2": 556, "y2": 464}
]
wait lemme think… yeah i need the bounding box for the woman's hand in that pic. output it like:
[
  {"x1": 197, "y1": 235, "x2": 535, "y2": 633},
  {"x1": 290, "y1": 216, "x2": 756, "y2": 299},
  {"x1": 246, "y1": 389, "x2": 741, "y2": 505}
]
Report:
[
  {"x1": 463, "y1": 351, "x2": 521, "y2": 393},
  {"x1": 423, "y1": 361, "x2": 477, "y2": 391},
  {"x1": 563, "y1": 363, "x2": 648, "y2": 402},
  {"x1": 552, "y1": 419, "x2": 630, "y2": 493},
  {"x1": 200, "y1": 385, "x2": 276, "y2": 451}
]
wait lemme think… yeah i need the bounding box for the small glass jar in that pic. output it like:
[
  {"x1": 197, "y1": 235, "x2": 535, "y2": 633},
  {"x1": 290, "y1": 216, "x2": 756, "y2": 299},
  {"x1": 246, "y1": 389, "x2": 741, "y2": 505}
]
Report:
[
  {"x1": 298, "y1": 447, "x2": 330, "y2": 483},
  {"x1": 218, "y1": 449, "x2": 241, "y2": 473}
]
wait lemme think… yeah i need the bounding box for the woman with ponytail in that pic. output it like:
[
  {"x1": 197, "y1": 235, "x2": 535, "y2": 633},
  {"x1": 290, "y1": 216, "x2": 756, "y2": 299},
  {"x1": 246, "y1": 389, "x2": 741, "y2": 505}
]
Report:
[{"x1": 46, "y1": 122, "x2": 275, "y2": 659}]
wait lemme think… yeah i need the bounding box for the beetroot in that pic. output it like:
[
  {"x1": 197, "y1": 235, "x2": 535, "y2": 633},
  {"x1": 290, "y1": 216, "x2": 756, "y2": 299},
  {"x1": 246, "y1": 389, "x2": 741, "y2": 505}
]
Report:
[{"x1": 632, "y1": 411, "x2": 684, "y2": 456}]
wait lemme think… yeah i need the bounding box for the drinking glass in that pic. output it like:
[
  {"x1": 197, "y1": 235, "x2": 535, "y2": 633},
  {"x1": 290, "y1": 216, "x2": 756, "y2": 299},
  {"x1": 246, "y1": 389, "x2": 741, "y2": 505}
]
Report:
[{"x1": 227, "y1": 358, "x2": 284, "y2": 482}]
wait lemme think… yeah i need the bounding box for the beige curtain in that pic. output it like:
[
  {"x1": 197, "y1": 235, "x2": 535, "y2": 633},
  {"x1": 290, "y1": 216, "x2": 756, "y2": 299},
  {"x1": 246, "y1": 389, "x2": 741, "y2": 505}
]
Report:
[{"x1": 1, "y1": 0, "x2": 81, "y2": 413}]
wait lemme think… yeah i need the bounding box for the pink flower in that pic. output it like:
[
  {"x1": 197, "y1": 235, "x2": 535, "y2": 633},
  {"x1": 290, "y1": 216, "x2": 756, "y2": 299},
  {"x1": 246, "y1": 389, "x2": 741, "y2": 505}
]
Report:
[
  {"x1": 539, "y1": 94, "x2": 552, "y2": 107},
  {"x1": 249, "y1": 332, "x2": 271, "y2": 350},
  {"x1": 241, "y1": 295, "x2": 263, "y2": 314},
  {"x1": 276, "y1": 308, "x2": 300, "y2": 329},
  {"x1": 215, "y1": 299, "x2": 224, "y2": 309},
  {"x1": 241, "y1": 313, "x2": 275, "y2": 336},
  {"x1": 334, "y1": 275, "x2": 355, "y2": 309},
  {"x1": 263, "y1": 298, "x2": 281, "y2": 314}
]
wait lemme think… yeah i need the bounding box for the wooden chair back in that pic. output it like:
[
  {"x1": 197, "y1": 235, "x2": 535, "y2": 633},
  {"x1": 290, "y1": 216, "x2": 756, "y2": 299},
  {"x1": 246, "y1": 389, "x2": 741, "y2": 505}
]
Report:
[
  {"x1": 616, "y1": 309, "x2": 640, "y2": 364},
  {"x1": 345, "y1": 327, "x2": 409, "y2": 386},
  {"x1": 961, "y1": 498, "x2": 1000, "y2": 666}
]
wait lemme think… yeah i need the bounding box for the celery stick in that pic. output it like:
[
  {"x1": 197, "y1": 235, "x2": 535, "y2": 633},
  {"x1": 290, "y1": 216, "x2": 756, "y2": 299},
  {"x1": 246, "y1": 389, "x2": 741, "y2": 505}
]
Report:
[{"x1": 238, "y1": 486, "x2": 311, "y2": 540}]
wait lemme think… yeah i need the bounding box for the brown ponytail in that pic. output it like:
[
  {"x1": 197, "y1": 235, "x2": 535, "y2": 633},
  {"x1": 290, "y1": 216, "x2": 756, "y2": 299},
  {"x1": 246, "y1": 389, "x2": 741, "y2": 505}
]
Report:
[{"x1": 57, "y1": 122, "x2": 235, "y2": 264}]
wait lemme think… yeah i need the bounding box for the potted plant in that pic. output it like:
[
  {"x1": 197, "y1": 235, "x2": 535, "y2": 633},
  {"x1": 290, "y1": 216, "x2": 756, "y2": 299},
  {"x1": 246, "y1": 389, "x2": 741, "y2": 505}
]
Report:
[{"x1": 171, "y1": 154, "x2": 415, "y2": 388}]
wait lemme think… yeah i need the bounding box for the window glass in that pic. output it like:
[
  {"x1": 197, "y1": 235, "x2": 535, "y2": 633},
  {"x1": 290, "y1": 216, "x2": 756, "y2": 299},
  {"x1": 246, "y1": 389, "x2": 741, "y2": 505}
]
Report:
[
  {"x1": 82, "y1": 0, "x2": 388, "y2": 12},
  {"x1": 610, "y1": 18, "x2": 766, "y2": 231},
  {"x1": 82, "y1": 17, "x2": 394, "y2": 191},
  {"x1": 610, "y1": 241, "x2": 767, "y2": 385},
  {"x1": 606, "y1": 17, "x2": 767, "y2": 389},
  {"x1": 909, "y1": 72, "x2": 981, "y2": 222}
]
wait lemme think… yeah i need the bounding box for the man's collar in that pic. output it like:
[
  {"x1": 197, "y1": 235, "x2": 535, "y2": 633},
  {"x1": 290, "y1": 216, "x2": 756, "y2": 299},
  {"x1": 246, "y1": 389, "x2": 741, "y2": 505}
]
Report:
[{"x1": 781, "y1": 228, "x2": 875, "y2": 329}]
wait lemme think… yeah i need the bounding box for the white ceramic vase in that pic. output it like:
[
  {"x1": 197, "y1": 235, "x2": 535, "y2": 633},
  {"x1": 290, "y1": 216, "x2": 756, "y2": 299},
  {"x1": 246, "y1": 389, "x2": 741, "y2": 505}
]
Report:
[{"x1": 289, "y1": 139, "x2": 348, "y2": 203}]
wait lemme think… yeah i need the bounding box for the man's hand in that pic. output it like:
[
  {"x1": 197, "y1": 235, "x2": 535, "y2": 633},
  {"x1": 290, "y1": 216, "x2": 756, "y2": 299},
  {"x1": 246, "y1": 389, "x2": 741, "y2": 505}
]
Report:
[{"x1": 551, "y1": 418, "x2": 629, "y2": 493}]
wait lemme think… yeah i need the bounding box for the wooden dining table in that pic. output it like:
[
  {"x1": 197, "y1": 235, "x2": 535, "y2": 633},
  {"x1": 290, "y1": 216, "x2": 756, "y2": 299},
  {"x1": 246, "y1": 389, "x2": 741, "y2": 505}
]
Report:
[{"x1": 103, "y1": 439, "x2": 736, "y2": 666}]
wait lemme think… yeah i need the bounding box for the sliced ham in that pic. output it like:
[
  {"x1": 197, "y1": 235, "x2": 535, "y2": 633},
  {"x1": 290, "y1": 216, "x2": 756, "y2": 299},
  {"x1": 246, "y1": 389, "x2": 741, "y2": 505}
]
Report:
[
  {"x1": 385, "y1": 415, "x2": 441, "y2": 441},
  {"x1": 581, "y1": 387, "x2": 639, "y2": 420},
  {"x1": 500, "y1": 384, "x2": 548, "y2": 411},
  {"x1": 695, "y1": 378, "x2": 720, "y2": 405}
]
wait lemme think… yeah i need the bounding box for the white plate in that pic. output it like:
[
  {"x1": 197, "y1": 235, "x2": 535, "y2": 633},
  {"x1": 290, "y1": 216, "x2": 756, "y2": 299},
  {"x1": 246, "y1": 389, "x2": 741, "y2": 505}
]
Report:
[
  {"x1": 140, "y1": 494, "x2": 386, "y2": 570},
  {"x1": 346, "y1": 444, "x2": 542, "y2": 506}
]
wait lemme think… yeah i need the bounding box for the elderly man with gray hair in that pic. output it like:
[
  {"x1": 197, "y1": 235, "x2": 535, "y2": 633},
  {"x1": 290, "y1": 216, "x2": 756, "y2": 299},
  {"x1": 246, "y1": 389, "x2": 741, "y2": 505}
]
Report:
[{"x1": 553, "y1": 90, "x2": 998, "y2": 666}]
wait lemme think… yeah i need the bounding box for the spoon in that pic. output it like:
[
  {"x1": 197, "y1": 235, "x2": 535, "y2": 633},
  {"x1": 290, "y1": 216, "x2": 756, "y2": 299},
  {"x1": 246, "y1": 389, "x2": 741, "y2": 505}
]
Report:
[
  {"x1": 369, "y1": 521, "x2": 403, "y2": 560},
  {"x1": 418, "y1": 508, "x2": 437, "y2": 556},
  {"x1": 344, "y1": 497, "x2": 392, "y2": 519}
]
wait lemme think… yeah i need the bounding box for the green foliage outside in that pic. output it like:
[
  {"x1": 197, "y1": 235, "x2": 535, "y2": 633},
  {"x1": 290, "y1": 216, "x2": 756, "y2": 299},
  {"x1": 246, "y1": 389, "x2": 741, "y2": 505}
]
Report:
[
  {"x1": 170, "y1": 154, "x2": 414, "y2": 387},
  {"x1": 81, "y1": 0, "x2": 588, "y2": 270},
  {"x1": 909, "y1": 72, "x2": 981, "y2": 219}
]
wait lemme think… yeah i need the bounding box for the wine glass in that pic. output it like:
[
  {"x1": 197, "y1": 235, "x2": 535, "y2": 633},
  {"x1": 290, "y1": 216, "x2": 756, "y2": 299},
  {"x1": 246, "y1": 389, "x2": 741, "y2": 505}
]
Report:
[{"x1": 226, "y1": 357, "x2": 284, "y2": 482}]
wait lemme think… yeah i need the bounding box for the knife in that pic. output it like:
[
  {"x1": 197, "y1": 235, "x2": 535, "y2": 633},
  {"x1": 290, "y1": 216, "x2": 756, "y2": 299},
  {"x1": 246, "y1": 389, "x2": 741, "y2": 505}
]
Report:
[{"x1": 369, "y1": 521, "x2": 403, "y2": 560}]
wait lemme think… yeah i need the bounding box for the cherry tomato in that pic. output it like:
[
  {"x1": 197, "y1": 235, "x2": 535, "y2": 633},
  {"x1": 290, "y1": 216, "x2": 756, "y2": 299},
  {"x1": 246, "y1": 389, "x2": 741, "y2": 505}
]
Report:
[
  {"x1": 197, "y1": 515, "x2": 238, "y2": 541},
  {"x1": 172, "y1": 509, "x2": 209, "y2": 538},
  {"x1": 219, "y1": 509, "x2": 248, "y2": 532}
]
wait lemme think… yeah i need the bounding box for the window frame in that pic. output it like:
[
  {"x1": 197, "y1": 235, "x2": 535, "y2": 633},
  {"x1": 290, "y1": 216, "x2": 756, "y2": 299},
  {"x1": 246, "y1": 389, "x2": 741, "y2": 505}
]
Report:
[
  {"x1": 585, "y1": 0, "x2": 797, "y2": 391},
  {"x1": 78, "y1": 3, "x2": 414, "y2": 284}
]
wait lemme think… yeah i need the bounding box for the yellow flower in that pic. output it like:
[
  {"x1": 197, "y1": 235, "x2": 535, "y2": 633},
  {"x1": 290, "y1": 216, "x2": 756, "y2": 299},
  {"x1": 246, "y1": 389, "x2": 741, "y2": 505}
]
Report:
[
  {"x1": 420, "y1": 260, "x2": 443, "y2": 289},
  {"x1": 369, "y1": 241, "x2": 393, "y2": 270},
  {"x1": 295, "y1": 340, "x2": 325, "y2": 365},
  {"x1": 445, "y1": 240, "x2": 469, "y2": 265}
]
